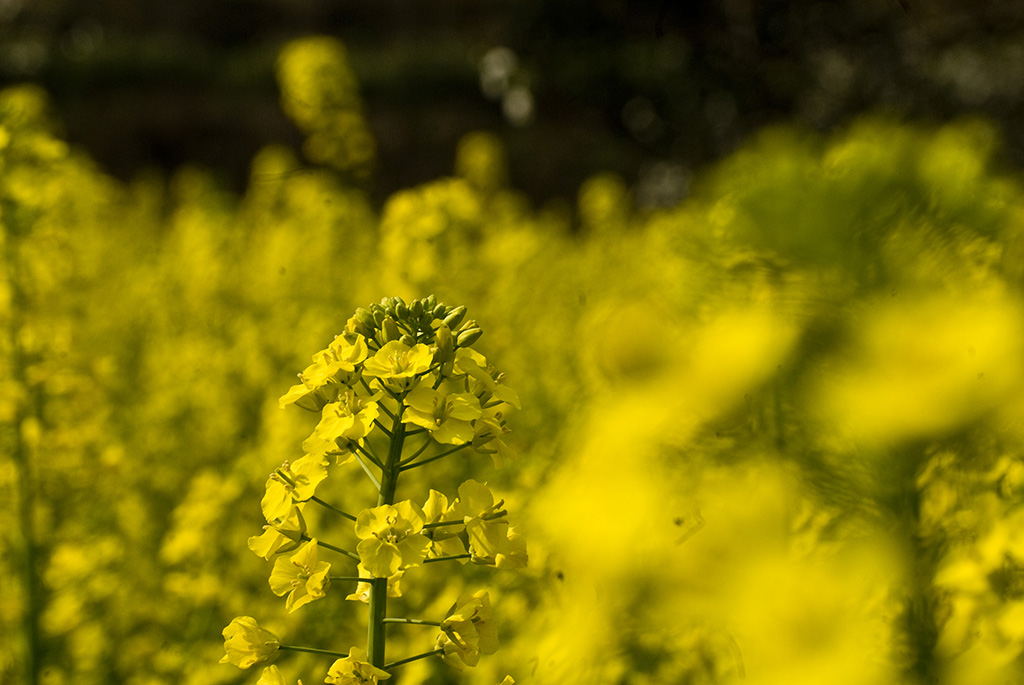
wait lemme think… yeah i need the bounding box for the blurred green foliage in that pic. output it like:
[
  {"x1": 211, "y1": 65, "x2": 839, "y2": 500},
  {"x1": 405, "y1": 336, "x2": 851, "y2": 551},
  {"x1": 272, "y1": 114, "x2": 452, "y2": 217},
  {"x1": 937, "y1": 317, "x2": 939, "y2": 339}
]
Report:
[{"x1": 4, "y1": 34, "x2": 1024, "y2": 685}]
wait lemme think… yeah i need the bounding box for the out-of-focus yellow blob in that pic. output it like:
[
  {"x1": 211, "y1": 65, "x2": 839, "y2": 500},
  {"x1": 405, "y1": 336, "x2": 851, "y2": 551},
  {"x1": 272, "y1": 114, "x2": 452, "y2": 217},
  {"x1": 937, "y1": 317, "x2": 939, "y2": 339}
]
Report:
[{"x1": 808, "y1": 290, "x2": 1024, "y2": 444}]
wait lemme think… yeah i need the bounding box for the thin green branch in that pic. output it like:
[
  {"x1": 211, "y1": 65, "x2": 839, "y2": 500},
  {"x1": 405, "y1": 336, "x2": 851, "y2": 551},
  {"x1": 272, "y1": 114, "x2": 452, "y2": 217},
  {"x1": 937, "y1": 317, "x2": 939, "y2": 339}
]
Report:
[
  {"x1": 310, "y1": 495, "x2": 357, "y2": 522},
  {"x1": 329, "y1": 576, "x2": 373, "y2": 583},
  {"x1": 354, "y1": 442, "x2": 383, "y2": 469},
  {"x1": 373, "y1": 419, "x2": 393, "y2": 439},
  {"x1": 384, "y1": 649, "x2": 444, "y2": 670},
  {"x1": 382, "y1": 618, "x2": 442, "y2": 627},
  {"x1": 280, "y1": 644, "x2": 349, "y2": 658},
  {"x1": 423, "y1": 554, "x2": 472, "y2": 564},
  {"x1": 399, "y1": 435, "x2": 434, "y2": 466},
  {"x1": 351, "y1": 449, "x2": 382, "y2": 491},
  {"x1": 422, "y1": 520, "x2": 464, "y2": 530},
  {"x1": 400, "y1": 443, "x2": 469, "y2": 471},
  {"x1": 303, "y1": 535, "x2": 360, "y2": 562}
]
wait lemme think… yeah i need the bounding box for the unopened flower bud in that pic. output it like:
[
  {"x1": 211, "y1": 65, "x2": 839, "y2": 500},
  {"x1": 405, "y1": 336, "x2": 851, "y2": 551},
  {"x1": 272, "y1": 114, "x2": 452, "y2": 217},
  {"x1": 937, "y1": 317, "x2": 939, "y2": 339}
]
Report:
[
  {"x1": 432, "y1": 303, "x2": 447, "y2": 320},
  {"x1": 458, "y1": 318, "x2": 478, "y2": 333},
  {"x1": 382, "y1": 317, "x2": 401, "y2": 342},
  {"x1": 434, "y1": 324, "x2": 454, "y2": 363},
  {"x1": 410, "y1": 299, "x2": 424, "y2": 318},
  {"x1": 399, "y1": 333, "x2": 416, "y2": 346},
  {"x1": 396, "y1": 302, "x2": 410, "y2": 319},
  {"x1": 443, "y1": 305, "x2": 467, "y2": 328},
  {"x1": 372, "y1": 309, "x2": 386, "y2": 326},
  {"x1": 457, "y1": 327, "x2": 483, "y2": 347}
]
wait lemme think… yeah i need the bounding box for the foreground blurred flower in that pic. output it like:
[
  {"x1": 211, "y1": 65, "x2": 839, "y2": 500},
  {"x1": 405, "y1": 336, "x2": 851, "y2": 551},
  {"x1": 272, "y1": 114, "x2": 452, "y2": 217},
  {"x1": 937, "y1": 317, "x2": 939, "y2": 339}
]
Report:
[
  {"x1": 269, "y1": 539, "x2": 331, "y2": 612},
  {"x1": 436, "y1": 591, "x2": 498, "y2": 670},
  {"x1": 325, "y1": 646, "x2": 391, "y2": 685},
  {"x1": 220, "y1": 616, "x2": 280, "y2": 668},
  {"x1": 355, "y1": 501, "x2": 430, "y2": 577},
  {"x1": 257, "y1": 664, "x2": 303, "y2": 685}
]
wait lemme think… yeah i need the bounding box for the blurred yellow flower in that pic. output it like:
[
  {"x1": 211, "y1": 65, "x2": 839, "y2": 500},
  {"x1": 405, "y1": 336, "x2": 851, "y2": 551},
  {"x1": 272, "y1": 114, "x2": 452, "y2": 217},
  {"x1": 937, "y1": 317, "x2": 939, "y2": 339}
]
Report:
[
  {"x1": 219, "y1": 616, "x2": 279, "y2": 669},
  {"x1": 257, "y1": 664, "x2": 303, "y2": 685}
]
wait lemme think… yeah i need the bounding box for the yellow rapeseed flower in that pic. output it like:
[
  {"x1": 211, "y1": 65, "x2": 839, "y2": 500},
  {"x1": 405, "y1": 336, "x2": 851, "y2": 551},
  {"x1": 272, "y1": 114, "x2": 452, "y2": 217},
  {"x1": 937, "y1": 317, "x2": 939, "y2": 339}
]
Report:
[
  {"x1": 220, "y1": 616, "x2": 280, "y2": 669},
  {"x1": 268, "y1": 539, "x2": 331, "y2": 612},
  {"x1": 355, "y1": 501, "x2": 430, "y2": 577},
  {"x1": 325, "y1": 646, "x2": 391, "y2": 685}
]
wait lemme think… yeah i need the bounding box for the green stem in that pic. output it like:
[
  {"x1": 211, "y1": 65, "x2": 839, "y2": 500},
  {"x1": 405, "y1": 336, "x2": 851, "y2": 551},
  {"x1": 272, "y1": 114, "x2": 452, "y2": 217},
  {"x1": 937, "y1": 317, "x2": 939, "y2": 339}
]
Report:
[
  {"x1": 382, "y1": 618, "x2": 442, "y2": 627},
  {"x1": 384, "y1": 648, "x2": 444, "y2": 670},
  {"x1": 311, "y1": 495, "x2": 357, "y2": 522},
  {"x1": 329, "y1": 576, "x2": 373, "y2": 582},
  {"x1": 303, "y1": 534, "x2": 360, "y2": 561},
  {"x1": 399, "y1": 435, "x2": 433, "y2": 466},
  {"x1": 351, "y1": 449, "x2": 382, "y2": 491},
  {"x1": 423, "y1": 554, "x2": 472, "y2": 564},
  {"x1": 353, "y1": 442, "x2": 383, "y2": 469},
  {"x1": 400, "y1": 443, "x2": 468, "y2": 471},
  {"x1": 280, "y1": 644, "x2": 349, "y2": 658},
  {"x1": 422, "y1": 520, "x2": 464, "y2": 530},
  {"x1": 368, "y1": 397, "x2": 407, "y2": 668}
]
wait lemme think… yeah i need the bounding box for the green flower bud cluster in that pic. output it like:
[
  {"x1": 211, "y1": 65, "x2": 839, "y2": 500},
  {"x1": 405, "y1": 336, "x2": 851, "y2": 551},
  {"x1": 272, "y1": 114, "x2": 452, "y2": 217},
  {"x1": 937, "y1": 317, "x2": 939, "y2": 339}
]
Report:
[
  {"x1": 222, "y1": 298, "x2": 522, "y2": 685},
  {"x1": 348, "y1": 296, "x2": 481, "y2": 351}
]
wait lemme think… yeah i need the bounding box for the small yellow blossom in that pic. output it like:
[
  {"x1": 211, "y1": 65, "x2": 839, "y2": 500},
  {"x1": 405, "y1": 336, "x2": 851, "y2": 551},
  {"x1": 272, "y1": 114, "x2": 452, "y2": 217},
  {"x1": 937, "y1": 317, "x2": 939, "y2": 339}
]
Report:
[
  {"x1": 248, "y1": 503, "x2": 307, "y2": 560},
  {"x1": 402, "y1": 379, "x2": 481, "y2": 444},
  {"x1": 257, "y1": 665, "x2": 304, "y2": 685},
  {"x1": 268, "y1": 539, "x2": 331, "y2": 612},
  {"x1": 345, "y1": 563, "x2": 404, "y2": 603},
  {"x1": 302, "y1": 387, "x2": 380, "y2": 463},
  {"x1": 220, "y1": 616, "x2": 280, "y2": 669},
  {"x1": 261, "y1": 455, "x2": 329, "y2": 522},
  {"x1": 325, "y1": 646, "x2": 391, "y2": 685},
  {"x1": 436, "y1": 591, "x2": 498, "y2": 671},
  {"x1": 280, "y1": 334, "x2": 368, "y2": 410},
  {"x1": 447, "y1": 480, "x2": 527, "y2": 568},
  {"x1": 361, "y1": 341, "x2": 433, "y2": 387},
  {"x1": 355, "y1": 501, "x2": 431, "y2": 577}
]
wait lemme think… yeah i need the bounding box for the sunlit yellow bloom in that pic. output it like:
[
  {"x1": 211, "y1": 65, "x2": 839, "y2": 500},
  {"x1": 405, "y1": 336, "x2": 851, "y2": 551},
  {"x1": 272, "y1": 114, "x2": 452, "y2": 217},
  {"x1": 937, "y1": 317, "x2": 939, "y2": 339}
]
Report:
[
  {"x1": 325, "y1": 646, "x2": 391, "y2": 685},
  {"x1": 470, "y1": 408, "x2": 514, "y2": 468},
  {"x1": 436, "y1": 591, "x2": 498, "y2": 671},
  {"x1": 280, "y1": 334, "x2": 369, "y2": 410},
  {"x1": 444, "y1": 480, "x2": 525, "y2": 567},
  {"x1": 345, "y1": 563, "x2": 404, "y2": 603},
  {"x1": 454, "y1": 349, "x2": 521, "y2": 410},
  {"x1": 361, "y1": 341, "x2": 433, "y2": 386},
  {"x1": 355, "y1": 501, "x2": 430, "y2": 577},
  {"x1": 402, "y1": 379, "x2": 481, "y2": 444},
  {"x1": 256, "y1": 665, "x2": 304, "y2": 685},
  {"x1": 261, "y1": 455, "x2": 329, "y2": 522},
  {"x1": 269, "y1": 539, "x2": 331, "y2": 612},
  {"x1": 248, "y1": 503, "x2": 307, "y2": 560},
  {"x1": 302, "y1": 387, "x2": 381, "y2": 463},
  {"x1": 220, "y1": 616, "x2": 279, "y2": 669},
  {"x1": 422, "y1": 489, "x2": 467, "y2": 557}
]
